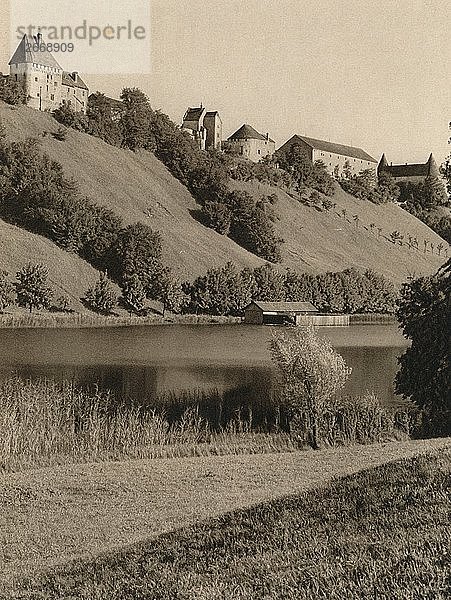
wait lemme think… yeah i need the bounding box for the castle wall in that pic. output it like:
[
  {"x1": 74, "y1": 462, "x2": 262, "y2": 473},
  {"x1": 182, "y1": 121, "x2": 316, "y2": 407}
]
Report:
[
  {"x1": 226, "y1": 137, "x2": 275, "y2": 162},
  {"x1": 312, "y1": 148, "x2": 377, "y2": 177},
  {"x1": 10, "y1": 62, "x2": 62, "y2": 112}
]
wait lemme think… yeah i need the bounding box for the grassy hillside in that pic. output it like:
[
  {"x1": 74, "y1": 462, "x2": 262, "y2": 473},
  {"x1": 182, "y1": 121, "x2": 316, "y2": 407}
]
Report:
[
  {"x1": 0, "y1": 219, "x2": 119, "y2": 311},
  {"x1": 2, "y1": 442, "x2": 449, "y2": 598},
  {"x1": 233, "y1": 179, "x2": 447, "y2": 283},
  {"x1": 0, "y1": 102, "x2": 446, "y2": 284}
]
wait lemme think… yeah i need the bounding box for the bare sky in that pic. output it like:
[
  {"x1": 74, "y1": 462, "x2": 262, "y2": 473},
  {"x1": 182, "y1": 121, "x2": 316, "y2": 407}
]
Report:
[{"x1": 2, "y1": 0, "x2": 450, "y2": 164}]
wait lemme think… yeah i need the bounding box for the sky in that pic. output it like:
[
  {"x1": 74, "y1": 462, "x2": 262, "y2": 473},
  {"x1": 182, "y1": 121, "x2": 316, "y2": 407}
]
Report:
[{"x1": 1, "y1": 0, "x2": 450, "y2": 165}]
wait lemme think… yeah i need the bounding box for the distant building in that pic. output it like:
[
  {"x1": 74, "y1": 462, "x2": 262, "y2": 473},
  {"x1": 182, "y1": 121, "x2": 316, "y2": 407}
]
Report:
[
  {"x1": 225, "y1": 124, "x2": 275, "y2": 162},
  {"x1": 378, "y1": 153, "x2": 440, "y2": 184},
  {"x1": 181, "y1": 105, "x2": 222, "y2": 150},
  {"x1": 244, "y1": 301, "x2": 318, "y2": 325},
  {"x1": 277, "y1": 134, "x2": 377, "y2": 177},
  {"x1": 8, "y1": 34, "x2": 88, "y2": 113}
]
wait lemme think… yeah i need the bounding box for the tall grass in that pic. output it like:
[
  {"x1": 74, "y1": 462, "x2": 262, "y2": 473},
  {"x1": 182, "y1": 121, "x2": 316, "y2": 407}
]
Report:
[
  {"x1": 0, "y1": 312, "x2": 241, "y2": 329},
  {"x1": 0, "y1": 378, "x2": 419, "y2": 471}
]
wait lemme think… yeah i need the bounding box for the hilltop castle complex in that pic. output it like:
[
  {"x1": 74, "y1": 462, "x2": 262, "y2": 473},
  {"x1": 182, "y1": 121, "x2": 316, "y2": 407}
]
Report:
[
  {"x1": 7, "y1": 34, "x2": 88, "y2": 113},
  {"x1": 3, "y1": 36, "x2": 441, "y2": 186}
]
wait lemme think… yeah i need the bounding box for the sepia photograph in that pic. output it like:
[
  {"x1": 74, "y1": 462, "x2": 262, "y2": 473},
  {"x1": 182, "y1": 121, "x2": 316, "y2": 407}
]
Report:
[{"x1": 0, "y1": 1, "x2": 449, "y2": 598}]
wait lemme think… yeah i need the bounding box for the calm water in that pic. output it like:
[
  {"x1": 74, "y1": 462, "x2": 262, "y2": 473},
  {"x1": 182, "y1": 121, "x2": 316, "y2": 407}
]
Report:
[{"x1": 0, "y1": 324, "x2": 409, "y2": 406}]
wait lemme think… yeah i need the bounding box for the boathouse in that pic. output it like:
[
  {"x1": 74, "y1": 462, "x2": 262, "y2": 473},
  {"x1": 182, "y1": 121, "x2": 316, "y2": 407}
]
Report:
[{"x1": 243, "y1": 301, "x2": 319, "y2": 325}]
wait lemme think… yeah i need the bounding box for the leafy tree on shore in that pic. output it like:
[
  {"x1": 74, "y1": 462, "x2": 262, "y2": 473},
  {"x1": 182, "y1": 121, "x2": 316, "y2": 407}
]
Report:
[
  {"x1": 121, "y1": 274, "x2": 146, "y2": 315},
  {"x1": 395, "y1": 261, "x2": 450, "y2": 436},
  {"x1": 270, "y1": 326, "x2": 351, "y2": 449},
  {"x1": 84, "y1": 272, "x2": 117, "y2": 314},
  {"x1": 0, "y1": 271, "x2": 15, "y2": 312},
  {"x1": 15, "y1": 264, "x2": 53, "y2": 313}
]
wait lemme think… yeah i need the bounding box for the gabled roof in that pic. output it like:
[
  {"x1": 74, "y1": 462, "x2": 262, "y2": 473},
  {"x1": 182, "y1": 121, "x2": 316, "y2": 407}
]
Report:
[
  {"x1": 9, "y1": 35, "x2": 62, "y2": 70},
  {"x1": 281, "y1": 134, "x2": 377, "y2": 163},
  {"x1": 183, "y1": 107, "x2": 206, "y2": 122},
  {"x1": 249, "y1": 301, "x2": 318, "y2": 313},
  {"x1": 228, "y1": 124, "x2": 274, "y2": 142},
  {"x1": 62, "y1": 71, "x2": 88, "y2": 90}
]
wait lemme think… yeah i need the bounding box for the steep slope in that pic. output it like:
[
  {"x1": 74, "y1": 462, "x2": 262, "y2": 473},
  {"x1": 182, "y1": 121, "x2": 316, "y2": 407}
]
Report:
[
  {"x1": 0, "y1": 102, "x2": 446, "y2": 285},
  {"x1": 0, "y1": 103, "x2": 263, "y2": 280},
  {"x1": 232, "y1": 181, "x2": 446, "y2": 283},
  {"x1": 0, "y1": 220, "x2": 119, "y2": 310}
]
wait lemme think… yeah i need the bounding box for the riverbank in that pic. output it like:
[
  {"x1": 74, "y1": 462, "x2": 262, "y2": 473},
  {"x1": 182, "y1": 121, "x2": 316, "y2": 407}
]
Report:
[
  {"x1": 1, "y1": 440, "x2": 449, "y2": 596},
  {"x1": 0, "y1": 309, "x2": 396, "y2": 329},
  {"x1": 0, "y1": 310, "x2": 242, "y2": 329}
]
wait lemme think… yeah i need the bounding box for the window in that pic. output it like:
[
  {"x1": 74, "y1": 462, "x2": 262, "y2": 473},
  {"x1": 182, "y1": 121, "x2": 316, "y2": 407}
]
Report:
[
  {"x1": 35, "y1": 77, "x2": 38, "y2": 81},
  {"x1": 50, "y1": 94, "x2": 54, "y2": 100}
]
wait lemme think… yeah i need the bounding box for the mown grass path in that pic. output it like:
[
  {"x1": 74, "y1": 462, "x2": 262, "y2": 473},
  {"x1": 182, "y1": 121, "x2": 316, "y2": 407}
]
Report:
[{"x1": 1, "y1": 438, "x2": 450, "y2": 588}]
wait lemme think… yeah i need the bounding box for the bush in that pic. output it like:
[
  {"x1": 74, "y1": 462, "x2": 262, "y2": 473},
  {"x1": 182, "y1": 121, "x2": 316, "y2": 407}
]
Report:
[
  {"x1": 0, "y1": 270, "x2": 15, "y2": 312},
  {"x1": 84, "y1": 272, "x2": 117, "y2": 314},
  {"x1": 53, "y1": 104, "x2": 88, "y2": 132},
  {"x1": 0, "y1": 74, "x2": 26, "y2": 105},
  {"x1": 15, "y1": 263, "x2": 53, "y2": 313},
  {"x1": 270, "y1": 325, "x2": 351, "y2": 448}
]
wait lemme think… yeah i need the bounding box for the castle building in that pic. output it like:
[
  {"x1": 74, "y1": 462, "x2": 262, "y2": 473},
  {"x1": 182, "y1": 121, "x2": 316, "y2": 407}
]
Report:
[
  {"x1": 377, "y1": 153, "x2": 440, "y2": 184},
  {"x1": 277, "y1": 134, "x2": 377, "y2": 177},
  {"x1": 8, "y1": 34, "x2": 88, "y2": 113},
  {"x1": 182, "y1": 106, "x2": 222, "y2": 151},
  {"x1": 225, "y1": 124, "x2": 275, "y2": 162}
]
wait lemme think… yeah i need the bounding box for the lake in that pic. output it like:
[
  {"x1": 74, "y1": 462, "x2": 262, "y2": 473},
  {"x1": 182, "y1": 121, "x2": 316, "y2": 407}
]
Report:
[{"x1": 0, "y1": 324, "x2": 409, "y2": 407}]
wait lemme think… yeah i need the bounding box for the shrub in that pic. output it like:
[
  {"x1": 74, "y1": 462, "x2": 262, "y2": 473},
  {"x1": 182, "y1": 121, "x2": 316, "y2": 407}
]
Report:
[
  {"x1": 53, "y1": 105, "x2": 88, "y2": 132},
  {"x1": 0, "y1": 270, "x2": 15, "y2": 312},
  {"x1": 52, "y1": 126, "x2": 67, "y2": 141},
  {"x1": 270, "y1": 325, "x2": 351, "y2": 449},
  {"x1": 0, "y1": 74, "x2": 26, "y2": 105},
  {"x1": 121, "y1": 274, "x2": 146, "y2": 315},
  {"x1": 84, "y1": 272, "x2": 117, "y2": 314},
  {"x1": 15, "y1": 264, "x2": 53, "y2": 313}
]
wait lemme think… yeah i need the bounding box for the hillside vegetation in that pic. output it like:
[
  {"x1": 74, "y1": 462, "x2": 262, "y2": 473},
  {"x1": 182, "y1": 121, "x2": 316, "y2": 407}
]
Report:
[
  {"x1": 0, "y1": 102, "x2": 446, "y2": 285},
  {"x1": 0, "y1": 219, "x2": 118, "y2": 310}
]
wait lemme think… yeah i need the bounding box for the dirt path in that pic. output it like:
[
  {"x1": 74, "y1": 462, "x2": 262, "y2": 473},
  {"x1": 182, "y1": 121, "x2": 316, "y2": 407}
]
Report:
[{"x1": 1, "y1": 438, "x2": 450, "y2": 585}]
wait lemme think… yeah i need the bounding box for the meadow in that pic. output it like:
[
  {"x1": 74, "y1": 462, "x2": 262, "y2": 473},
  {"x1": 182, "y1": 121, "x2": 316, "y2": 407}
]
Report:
[{"x1": 4, "y1": 447, "x2": 449, "y2": 599}]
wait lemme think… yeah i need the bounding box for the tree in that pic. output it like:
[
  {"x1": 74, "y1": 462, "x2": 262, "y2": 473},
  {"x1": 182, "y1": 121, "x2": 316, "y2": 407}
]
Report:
[
  {"x1": 84, "y1": 272, "x2": 117, "y2": 314},
  {"x1": 0, "y1": 74, "x2": 26, "y2": 105},
  {"x1": 157, "y1": 272, "x2": 188, "y2": 315},
  {"x1": 108, "y1": 222, "x2": 163, "y2": 294},
  {"x1": 15, "y1": 264, "x2": 53, "y2": 313},
  {"x1": 395, "y1": 262, "x2": 450, "y2": 436},
  {"x1": 270, "y1": 326, "x2": 351, "y2": 449},
  {"x1": 121, "y1": 274, "x2": 146, "y2": 315},
  {"x1": 119, "y1": 88, "x2": 153, "y2": 151},
  {"x1": 0, "y1": 271, "x2": 15, "y2": 312}
]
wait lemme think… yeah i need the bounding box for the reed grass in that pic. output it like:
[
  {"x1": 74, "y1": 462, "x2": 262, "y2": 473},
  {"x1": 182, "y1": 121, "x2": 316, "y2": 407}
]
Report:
[
  {"x1": 0, "y1": 312, "x2": 241, "y2": 329},
  {"x1": 0, "y1": 378, "x2": 418, "y2": 472}
]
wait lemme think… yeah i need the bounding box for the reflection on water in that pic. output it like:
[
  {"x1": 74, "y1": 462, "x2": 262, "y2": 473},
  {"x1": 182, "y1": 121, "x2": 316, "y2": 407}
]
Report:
[{"x1": 0, "y1": 325, "x2": 408, "y2": 407}]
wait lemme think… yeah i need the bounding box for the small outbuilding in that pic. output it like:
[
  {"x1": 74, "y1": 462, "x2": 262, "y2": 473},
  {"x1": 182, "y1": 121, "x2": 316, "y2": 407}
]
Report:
[{"x1": 244, "y1": 301, "x2": 318, "y2": 325}]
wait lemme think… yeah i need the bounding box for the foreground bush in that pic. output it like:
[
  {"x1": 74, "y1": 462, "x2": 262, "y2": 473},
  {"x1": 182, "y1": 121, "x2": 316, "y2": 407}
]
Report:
[
  {"x1": 270, "y1": 325, "x2": 351, "y2": 448},
  {"x1": 12, "y1": 450, "x2": 450, "y2": 599}
]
